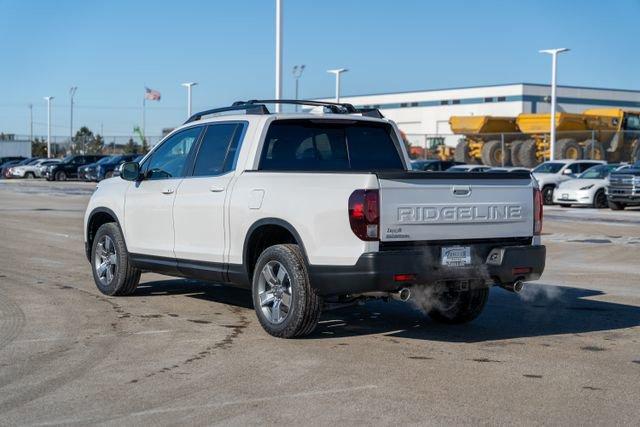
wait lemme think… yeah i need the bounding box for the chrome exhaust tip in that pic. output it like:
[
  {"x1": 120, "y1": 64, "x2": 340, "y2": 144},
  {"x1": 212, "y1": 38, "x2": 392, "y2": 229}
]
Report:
[
  {"x1": 500, "y1": 280, "x2": 525, "y2": 294},
  {"x1": 391, "y1": 287, "x2": 411, "y2": 302}
]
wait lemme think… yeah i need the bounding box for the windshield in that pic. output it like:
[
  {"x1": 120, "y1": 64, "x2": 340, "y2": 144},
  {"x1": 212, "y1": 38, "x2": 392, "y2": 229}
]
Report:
[
  {"x1": 533, "y1": 162, "x2": 564, "y2": 173},
  {"x1": 578, "y1": 164, "x2": 617, "y2": 179},
  {"x1": 624, "y1": 115, "x2": 640, "y2": 131},
  {"x1": 61, "y1": 155, "x2": 74, "y2": 163}
]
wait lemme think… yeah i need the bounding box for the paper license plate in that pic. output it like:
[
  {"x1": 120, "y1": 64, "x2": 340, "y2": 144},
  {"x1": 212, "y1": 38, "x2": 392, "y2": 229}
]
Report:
[{"x1": 441, "y1": 246, "x2": 471, "y2": 267}]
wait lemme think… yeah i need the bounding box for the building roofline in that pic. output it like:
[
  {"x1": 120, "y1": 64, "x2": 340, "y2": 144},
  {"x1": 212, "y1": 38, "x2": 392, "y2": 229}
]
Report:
[{"x1": 324, "y1": 82, "x2": 640, "y2": 99}]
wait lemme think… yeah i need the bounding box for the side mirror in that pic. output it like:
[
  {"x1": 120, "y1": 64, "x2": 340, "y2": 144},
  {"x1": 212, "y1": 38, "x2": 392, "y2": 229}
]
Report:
[
  {"x1": 120, "y1": 162, "x2": 141, "y2": 181},
  {"x1": 562, "y1": 169, "x2": 574, "y2": 175}
]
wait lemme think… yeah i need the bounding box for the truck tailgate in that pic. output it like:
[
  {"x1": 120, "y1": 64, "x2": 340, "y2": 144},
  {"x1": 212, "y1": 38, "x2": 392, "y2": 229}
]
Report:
[{"x1": 377, "y1": 172, "x2": 534, "y2": 242}]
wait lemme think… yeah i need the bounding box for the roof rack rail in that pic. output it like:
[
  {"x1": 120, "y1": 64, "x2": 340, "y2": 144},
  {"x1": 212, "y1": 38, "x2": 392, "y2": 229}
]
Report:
[
  {"x1": 184, "y1": 104, "x2": 270, "y2": 124},
  {"x1": 236, "y1": 99, "x2": 359, "y2": 114},
  {"x1": 184, "y1": 99, "x2": 384, "y2": 124}
]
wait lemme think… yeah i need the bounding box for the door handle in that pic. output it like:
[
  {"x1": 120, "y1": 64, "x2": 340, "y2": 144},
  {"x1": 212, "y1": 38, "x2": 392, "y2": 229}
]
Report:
[
  {"x1": 161, "y1": 188, "x2": 174, "y2": 195},
  {"x1": 209, "y1": 186, "x2": 225, "y2": 193}
]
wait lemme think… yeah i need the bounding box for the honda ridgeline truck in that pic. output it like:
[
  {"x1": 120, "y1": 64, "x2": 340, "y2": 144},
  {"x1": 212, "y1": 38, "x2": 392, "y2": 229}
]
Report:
[{"x1": 84, "y1": 100, "x2": 545, "y2": 338}]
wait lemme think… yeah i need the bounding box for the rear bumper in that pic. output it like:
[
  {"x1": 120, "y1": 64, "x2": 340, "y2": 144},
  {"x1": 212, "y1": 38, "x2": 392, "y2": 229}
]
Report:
[{"x1": 308, "y1": 244, "x2": 545, "y2": 296}]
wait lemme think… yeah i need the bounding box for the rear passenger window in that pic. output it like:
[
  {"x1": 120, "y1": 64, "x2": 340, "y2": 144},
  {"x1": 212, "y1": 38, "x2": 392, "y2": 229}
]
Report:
[
  {"x1": 192, "y1": 123, "x2": 244, "y2": 176},
  {"x1": 259, "y1": 120, "x2": 403, "y2": 171}
]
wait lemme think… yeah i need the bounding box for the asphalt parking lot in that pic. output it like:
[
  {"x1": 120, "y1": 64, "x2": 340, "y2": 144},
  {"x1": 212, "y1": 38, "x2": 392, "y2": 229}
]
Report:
[{"x1": 0, "y1": 180, "x2": 639, "y2": 425}]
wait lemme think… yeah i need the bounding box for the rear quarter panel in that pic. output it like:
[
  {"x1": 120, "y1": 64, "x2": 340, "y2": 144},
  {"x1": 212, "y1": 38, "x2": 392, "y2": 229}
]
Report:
[{"x1": 228, "y1": 172, "x2": 379, "y2": 266}]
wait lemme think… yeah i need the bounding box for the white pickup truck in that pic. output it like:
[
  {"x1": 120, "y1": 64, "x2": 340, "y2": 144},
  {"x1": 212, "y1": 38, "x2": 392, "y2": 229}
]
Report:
[{"x1": 84, "y1": 100, "x2": 545, "y2": 338}]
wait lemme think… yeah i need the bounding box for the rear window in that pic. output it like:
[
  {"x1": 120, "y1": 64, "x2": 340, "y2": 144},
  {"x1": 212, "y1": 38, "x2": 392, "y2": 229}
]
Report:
[{"x1": 259, "y1": 120, "x2": 404, "y2": 171}]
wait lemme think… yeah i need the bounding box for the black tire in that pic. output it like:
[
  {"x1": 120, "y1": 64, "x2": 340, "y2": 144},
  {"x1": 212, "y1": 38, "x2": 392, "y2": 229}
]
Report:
[
  {"x1": 592, "y1": 189, "x2": 608, "y2": 209},
  {"x1": 454, "y1": 139, "x2": 477, "y2": 164},
  {"x1": 24, "y1": 172, "x2": 35, "y2": 179},
  {"x1": 582, "y1": 139, "x2": 606, "y2": 161},
  {"x1": 252, "y1": 244, "x2": 322, "y2": 338},
  {"x1": 542, "y1": 185, "x2": 555, "y2": 205},
  {"x1": 518, "y1": 139, "x2": 539, "y2": 168},
  {"x1": 54, "y1": 170, "x2": 67, "y2": 181},
  {"x1": 510, "y1": 140, "x2": 525, "y2": 166},
  {"x1": 481, "y1": 139, "x2": 511, "y2": 167},
  {"x1": 609, "y1": 201, "x2": 626, "y2": 211},
  {"x1": 559, "y1": 204, "x2": 572, "y2": 208},
  {"x1": 555, "y1": 139, "x2": 582, "y2": 160},
  {"x1": 427, "y1": 286, "x2": 489, "y2": 324},
  {"x1": 91, "y1": 223, "x2": 141, "y2": 296}
]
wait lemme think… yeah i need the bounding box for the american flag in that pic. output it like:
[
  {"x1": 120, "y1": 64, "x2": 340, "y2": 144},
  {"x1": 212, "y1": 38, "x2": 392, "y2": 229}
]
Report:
[{"x1": 144, "y1": 87, "x2": 161, "y2": 101}]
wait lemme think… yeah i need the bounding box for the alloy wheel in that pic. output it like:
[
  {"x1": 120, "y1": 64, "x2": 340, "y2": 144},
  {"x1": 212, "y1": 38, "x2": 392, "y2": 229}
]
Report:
[
  {"x1": 94, "y1": 235, "x2": 118, "y2": 286},
  {"x1": 257, "y1": 261, "x2": 292, "y2": 324}
]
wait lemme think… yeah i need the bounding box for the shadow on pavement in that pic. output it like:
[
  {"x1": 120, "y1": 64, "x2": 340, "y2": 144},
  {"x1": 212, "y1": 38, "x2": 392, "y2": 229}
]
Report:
[{"x1": 132, "y1": 279, "x2": 640, "y2": 342}]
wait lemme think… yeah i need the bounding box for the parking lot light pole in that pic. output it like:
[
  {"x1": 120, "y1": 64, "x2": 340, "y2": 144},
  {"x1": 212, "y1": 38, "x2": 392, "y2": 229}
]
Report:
[
  {"x1": 539, "y1": 48, "x2": 569, "y2": 161},
  {"x1": 275, "y1": 0, "x2": 283, "y2": 112},
  {"x1": 327, "y1": 68, "x2": 348, "y2": 103},
  {"x1": 69, "y1": 86, "x2": 77, "y2": 151},
  {"x1": 44, "y1": 96, "x2": 54, "y2": 158},
  {"x1": 181, "y1": 82, "x2": 198, "y2": 118}
]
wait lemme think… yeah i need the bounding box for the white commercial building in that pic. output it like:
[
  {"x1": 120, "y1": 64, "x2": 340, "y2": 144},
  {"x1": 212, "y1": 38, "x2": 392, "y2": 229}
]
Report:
[{"x1": 323, "y1": 83, "x2": 640, "y2": 147}]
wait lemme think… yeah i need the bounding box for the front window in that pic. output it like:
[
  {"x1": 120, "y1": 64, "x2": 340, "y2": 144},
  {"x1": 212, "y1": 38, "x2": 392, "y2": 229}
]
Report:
[
  {"x1": 624, "y1": 115, "x2": 640, "y2": 131},
  {"x1": 533, "y1": 162, "x2": 564, "y2": 174},
  {"x1": 144, "y1": 127, "x2": 201, "y2": 179}
]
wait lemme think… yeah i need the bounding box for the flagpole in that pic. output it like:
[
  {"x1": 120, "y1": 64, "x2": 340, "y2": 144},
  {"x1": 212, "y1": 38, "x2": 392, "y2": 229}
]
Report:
[{"x1": 142, "y1": 96, "x2": 146, "y2": 143}]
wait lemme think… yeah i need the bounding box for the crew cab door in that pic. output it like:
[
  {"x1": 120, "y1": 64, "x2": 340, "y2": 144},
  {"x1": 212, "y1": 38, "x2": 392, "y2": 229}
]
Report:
[
  {"x1": 124, "y1": 127, "x2": 202, "y2": 258},
  {"x1": 172, "y1": 122, "x2": 246, "y2": 278}
]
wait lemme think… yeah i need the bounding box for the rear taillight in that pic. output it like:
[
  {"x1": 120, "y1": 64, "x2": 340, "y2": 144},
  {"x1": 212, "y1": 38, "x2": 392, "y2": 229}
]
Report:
[
  {"x1": 348, "y1": 189, "x2": 379, "y2": 241},
  {"x1": 533, "y1": 187, "x2": 543, "y2": 235}
]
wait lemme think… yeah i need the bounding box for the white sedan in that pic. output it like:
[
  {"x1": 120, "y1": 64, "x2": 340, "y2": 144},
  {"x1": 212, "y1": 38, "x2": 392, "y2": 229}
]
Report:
[{"x1": 553, "y1": 163, "x2": 631, "y2": 208}]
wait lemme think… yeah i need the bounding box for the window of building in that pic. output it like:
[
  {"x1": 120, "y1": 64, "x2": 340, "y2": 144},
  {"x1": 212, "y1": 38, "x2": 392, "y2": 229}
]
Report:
[
  {"x1": 440, "y1": 100, "x2": 450, "y2": 105},
  {"x1": 410, "y1": 102, "x2": 418, "y2": 107},
  {"x1": 484, "y1": 97, "x2": 494, "y2": 102},
  {"x1": 400, "y1": 103, "x2": 408, "y2": 107},
  {"x1": 452, "y1": 99, "x2": 461, "y2": 105},
  {"x1": 497, "y1": 96, "x2": 506, "y2": 102}
]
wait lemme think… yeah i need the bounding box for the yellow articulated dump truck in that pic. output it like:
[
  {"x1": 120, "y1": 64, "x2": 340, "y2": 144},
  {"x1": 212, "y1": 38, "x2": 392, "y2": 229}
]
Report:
[
  {"x1": 449, "y1": 116, "x2": 521, "y2": 166},
  {"x1": 450, "y1": 109, "x2": 640, "y2": 168}
]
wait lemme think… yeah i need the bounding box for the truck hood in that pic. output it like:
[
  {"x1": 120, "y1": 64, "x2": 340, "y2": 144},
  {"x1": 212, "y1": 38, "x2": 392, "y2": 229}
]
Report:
[{"x1": 611, "y1": 168, "x2": 640, "y2": 177}]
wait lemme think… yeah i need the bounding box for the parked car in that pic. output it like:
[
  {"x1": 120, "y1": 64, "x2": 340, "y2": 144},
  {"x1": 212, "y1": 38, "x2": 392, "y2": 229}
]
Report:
[
  {"x1": 0, "y1": 158, "x2": 26, "y2": 178},
  {"x1": 84, "y1": 99, "x2": 544, "y2": 338},
  {"x1": 34, "y1": 159, "x2": 62, "y2": 178},
  {"x1": 44, "y1": 155, "x2": 105, "y2": 181},
  {"x1": 78, "y1": 156, "x2": 114, "y2": 182},
  {"x1": 531, "y1": 159, "x2": 605, "y2": 205},
  {"x1": 554, "y1": 163, "x2": 630, "y2": 208},
  {"x1": 7, "y1": 158, "x2": 61, "y2": 179},
  {"x1": 410, "y1": 159, "x2": 464, "y2": 171},
  {"x1": 446, "y1": 164, "x2": 492, "y2": 172},
  {"x1": 606, "y1": 160, "x2": 640, "y2": 210},
  {"x1": 1, "y1": 157, "x2": 41, "y2": 178}
]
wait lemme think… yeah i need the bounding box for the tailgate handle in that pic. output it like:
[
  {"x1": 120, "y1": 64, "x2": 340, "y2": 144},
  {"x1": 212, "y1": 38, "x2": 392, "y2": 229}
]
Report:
[{"x1": 452, "y1": 185, "x2": 471, "y2": 197}]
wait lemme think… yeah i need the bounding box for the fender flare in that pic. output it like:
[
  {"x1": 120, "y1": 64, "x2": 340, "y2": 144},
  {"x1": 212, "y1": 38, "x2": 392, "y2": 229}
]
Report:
[
  {"x1": 242, "y1": 218, "x2": 310, "y2": 267},
  {"x1": 85, "y1": 207, "x2": 122, "y2": 261}
]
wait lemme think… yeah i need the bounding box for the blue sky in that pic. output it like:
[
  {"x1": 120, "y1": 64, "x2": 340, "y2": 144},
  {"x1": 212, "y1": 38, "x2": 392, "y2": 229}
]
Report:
[{"x1": 1, "y1": 0, "x2": 639, "y2": 137}]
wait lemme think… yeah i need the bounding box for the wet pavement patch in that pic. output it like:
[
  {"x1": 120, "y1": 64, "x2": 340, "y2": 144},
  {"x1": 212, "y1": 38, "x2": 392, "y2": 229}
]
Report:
[
  {"x1": 581, "y1": 346, "x2": 607, "y2": 352},
  {"x1": 567, "y1": 239, "x2": 612, "y2": 244},
  {"x1": 523, "y1": 374, "x2": 543, "y2": 378}
]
